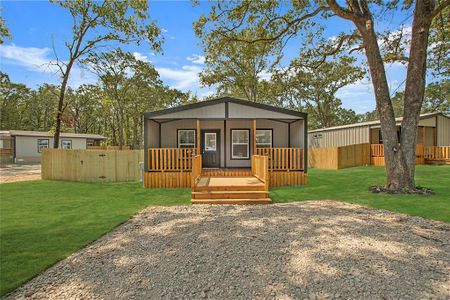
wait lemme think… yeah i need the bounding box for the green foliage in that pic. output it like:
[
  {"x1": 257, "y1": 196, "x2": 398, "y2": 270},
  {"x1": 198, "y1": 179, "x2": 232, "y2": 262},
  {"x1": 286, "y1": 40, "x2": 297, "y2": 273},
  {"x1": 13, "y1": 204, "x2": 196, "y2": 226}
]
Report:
[
  {"x1": 0, "y1": 9, "x2": 11, "y2": 44},
  {"x1": 0, "y1": 62, "x2": 191, "y2": 147},
  {"x1": 360, "y1": 80, "x2": 450, "y2": 121},
  {"x1": 0, "y1": 180, "x2": 190, "y2": 295}
]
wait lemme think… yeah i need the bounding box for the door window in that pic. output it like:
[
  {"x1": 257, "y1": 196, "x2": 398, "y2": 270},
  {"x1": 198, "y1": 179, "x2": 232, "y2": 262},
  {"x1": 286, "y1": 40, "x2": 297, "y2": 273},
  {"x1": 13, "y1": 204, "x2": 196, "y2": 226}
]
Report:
[{"x1": 204, "y1": 133, "x2": 217, "y2": 151}]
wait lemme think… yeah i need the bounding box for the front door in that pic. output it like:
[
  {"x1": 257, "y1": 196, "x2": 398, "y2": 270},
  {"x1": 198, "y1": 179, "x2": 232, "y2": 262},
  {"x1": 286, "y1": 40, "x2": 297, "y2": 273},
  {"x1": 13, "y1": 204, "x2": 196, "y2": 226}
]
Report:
[{"x1": 201, "y1": 129, "x2": 220, "y2": 168}]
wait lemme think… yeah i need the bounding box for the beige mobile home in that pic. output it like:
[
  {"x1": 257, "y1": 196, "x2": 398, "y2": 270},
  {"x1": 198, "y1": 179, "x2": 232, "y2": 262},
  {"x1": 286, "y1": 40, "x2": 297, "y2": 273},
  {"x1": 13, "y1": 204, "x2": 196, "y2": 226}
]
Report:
[
  {"x1": 143, "y1": 97, "x2": 308, "y2": 204},
  {"x1": 0, "y1": 130, "x2": 106, "y2": 164},
  {"x1": 308, "y1": 112, "x2": 450, "y2": 166}
]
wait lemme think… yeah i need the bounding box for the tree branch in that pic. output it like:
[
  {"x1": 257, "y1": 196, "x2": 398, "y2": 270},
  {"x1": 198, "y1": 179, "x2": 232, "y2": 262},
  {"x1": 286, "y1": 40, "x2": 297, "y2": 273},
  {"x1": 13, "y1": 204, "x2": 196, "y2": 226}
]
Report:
[{"x1": 430, "y1": 0, "x2": 450, "y2": 19}]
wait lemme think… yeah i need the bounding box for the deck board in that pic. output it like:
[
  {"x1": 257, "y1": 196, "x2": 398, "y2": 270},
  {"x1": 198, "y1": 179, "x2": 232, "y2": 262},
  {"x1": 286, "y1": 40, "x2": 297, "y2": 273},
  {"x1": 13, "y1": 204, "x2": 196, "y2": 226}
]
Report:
[{"x1": 196, "y1": 176, "x2": 265, "y2": 188}]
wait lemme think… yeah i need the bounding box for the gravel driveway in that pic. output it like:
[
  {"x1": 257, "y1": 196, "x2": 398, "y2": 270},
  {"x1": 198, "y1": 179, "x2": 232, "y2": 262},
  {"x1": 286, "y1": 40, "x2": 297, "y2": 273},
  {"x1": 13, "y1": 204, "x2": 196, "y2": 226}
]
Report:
[
  {"x1": 0, "y1": 164, "x2": 41, "y2": 183},
  {"x1": 7, "y1": 201, "x2": 450, "y2": 299}
]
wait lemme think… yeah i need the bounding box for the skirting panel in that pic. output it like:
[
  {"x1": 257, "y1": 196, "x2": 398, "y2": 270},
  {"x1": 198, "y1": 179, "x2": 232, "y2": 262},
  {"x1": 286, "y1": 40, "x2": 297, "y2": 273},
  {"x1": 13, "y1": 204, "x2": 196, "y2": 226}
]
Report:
[
  {"x1": 144, "y1": 172, "x2": 191, "y2": 188},
  {"x1": 201, "y1": 169, "x2": 252, "y2": 177},
  {"x1": 269, "y1": 171, "x2": 307, "y2": 187}
]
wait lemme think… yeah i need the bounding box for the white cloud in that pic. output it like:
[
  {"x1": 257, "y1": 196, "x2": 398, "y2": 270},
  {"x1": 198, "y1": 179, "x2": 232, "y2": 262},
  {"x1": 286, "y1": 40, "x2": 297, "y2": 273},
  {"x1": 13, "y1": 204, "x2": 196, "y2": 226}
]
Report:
[
  {"x1": 0, "y1": 44, "x2": 56, "y2": 72},
  {"x1": 0, "y1": 44, "x2": 96, "y2": 87},
  {"x1": 156, "y1": 65, "x2": 203, "y2": 90},
  {"x1": 186, "y1": 54, "x2": 205, "y2": 65},
  {"x1": 133, "y1": 51, "x2": 151, "y2": 63}
]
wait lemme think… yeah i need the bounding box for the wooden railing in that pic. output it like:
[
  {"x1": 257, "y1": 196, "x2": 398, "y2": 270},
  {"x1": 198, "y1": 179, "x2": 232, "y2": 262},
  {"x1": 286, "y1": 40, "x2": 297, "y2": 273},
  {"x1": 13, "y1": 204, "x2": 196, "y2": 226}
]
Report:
[
  {"x1": 252, "y1": 155, "x2": 269, "y2": 191},
  {"x1": 256, "y1": 148, "x2": 304, "y2": 171},
  {"x1": 370, "y1": 144, "x2": 384, "y2": 157},
  {"x1": 370, "y1": 144, "x2": 425, "y2": 158},
  {"x1": 191, "y1": 155, "x2": 202, "y2": 188},
  {"x1": 424, "y1": 146, "x2": 450, "y2": 160},
  {"x1": 147, "y1": 148, "x2": 196, "y2": 171}
]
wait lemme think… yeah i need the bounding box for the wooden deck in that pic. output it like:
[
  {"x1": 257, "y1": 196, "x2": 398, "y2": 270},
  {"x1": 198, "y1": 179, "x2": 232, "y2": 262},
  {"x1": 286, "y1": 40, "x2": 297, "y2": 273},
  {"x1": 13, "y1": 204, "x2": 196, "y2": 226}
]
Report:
[{"x1": 192, "y1": 176, "x2": 271, "y2": 205}]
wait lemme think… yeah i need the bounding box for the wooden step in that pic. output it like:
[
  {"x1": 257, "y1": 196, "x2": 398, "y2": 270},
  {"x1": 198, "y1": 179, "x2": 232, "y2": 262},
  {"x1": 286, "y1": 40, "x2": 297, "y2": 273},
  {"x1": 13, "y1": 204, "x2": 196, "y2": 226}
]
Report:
[
  {"x1": 193, "y1": 185, "x2": 266, "y2": 192},
  {"x1": 191, "y1": 198, "x2": 272, "y2": 205},
  {"x1": 192, "y1": 191, "x2": 268, "y2": 199}
]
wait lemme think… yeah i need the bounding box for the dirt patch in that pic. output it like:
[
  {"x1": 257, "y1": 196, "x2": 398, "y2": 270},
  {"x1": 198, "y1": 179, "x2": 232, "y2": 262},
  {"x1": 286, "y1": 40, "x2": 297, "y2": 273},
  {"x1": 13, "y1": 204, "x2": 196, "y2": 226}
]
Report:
[
  {"x1": 0, "y1": 164, "x2": 41, "y2": 183},
  {"x1": 6, "y1": 201, "x2": 450, "y2": 299}
]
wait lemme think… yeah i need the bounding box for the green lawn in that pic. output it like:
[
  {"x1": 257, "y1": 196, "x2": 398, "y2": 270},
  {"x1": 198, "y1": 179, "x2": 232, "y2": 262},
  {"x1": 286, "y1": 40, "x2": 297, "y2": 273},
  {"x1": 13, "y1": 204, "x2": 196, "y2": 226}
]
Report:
[
  {"x1": 1, "y1": 165, "x2": 449, "y2": 296},
  {"x1": 271, "y1": 165, "x2": 450, "y2": 223},
  {"x1": 0, "y1": 181, "x2": 190, "y2": 296}
]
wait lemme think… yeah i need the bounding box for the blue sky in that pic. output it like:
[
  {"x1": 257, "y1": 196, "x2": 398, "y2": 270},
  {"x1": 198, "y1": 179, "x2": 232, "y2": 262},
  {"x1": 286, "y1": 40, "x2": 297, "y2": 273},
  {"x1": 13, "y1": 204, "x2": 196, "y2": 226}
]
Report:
[{"x1": 1, "y1": 1, "x2": 409, "y2": 114}]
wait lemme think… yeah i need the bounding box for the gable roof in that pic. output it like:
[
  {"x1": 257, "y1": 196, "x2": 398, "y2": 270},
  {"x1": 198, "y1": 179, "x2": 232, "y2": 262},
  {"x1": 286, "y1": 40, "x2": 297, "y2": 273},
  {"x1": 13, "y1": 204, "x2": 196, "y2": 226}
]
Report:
[
  {"x1": 143, "y1": 96, "x2": 307, "y2": 119},
  {"x1": 308, "y1": 112, "x2": 448, "y2": 133},
  {"x1": 0, "y1": 130, "x2": 106, "y2": 139}
]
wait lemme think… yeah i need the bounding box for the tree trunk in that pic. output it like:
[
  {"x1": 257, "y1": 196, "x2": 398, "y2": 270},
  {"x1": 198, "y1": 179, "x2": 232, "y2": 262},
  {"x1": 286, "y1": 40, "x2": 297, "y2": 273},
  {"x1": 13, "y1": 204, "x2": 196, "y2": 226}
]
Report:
[
  {"x1": 54, "y1": 61, "x2": 74, "y2": 148},
  {"x1": 355, "y1": 18, "x2": 411, "y2": 190},
  {"x1": 401, "y1": 1, "x2": 433, "y2": 187}
]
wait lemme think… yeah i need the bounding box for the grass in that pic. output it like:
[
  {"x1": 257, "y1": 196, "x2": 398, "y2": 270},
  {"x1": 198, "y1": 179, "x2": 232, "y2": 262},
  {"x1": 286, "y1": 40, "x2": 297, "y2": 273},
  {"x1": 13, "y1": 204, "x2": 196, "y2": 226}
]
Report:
[
  {"x1": 271, "y1": 165, "x2": 450, "y2": 223},
  {"x1": 1, "y1": 165, "x2": 449, "y2": 295},
  {"x1": 0, "y1": 180, "x2": 190, "y2": 296}
]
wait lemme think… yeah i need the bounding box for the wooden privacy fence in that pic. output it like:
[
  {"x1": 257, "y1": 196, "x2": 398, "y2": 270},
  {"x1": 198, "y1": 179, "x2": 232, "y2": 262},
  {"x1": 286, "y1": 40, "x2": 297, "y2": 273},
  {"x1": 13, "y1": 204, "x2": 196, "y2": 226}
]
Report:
[
  {"x1": 42, "y1": 149, "x2": 143, "y2": 182},
  {"x1": 147, "y1": 148, "x2": 196, "y2": 171},
  {"x1": 309, "y1": 143, "x2": 370, "y2": 170},
  {"x1": 87, "y1": 145, "x2": 131, "y2": 150},
  {"x1": 252, "y1": 155, "x2": 269, "y2": 190},
  {"x1": 256, "y1": 148, "x2": 304, "y2": 171}
]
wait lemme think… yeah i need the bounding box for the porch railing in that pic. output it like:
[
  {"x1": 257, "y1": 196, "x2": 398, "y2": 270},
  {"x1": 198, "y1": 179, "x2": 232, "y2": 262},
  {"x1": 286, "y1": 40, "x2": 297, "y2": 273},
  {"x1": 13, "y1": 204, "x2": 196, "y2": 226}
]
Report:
[
  {"x1": 252, "y1": 155, "x2": 269, "y2": 190},
  {"x1": 256, "y1": 148, "x2": 305, "y2": 171},
  {"x1": 424, "y1": 146, "x2": 450, "y2": 160},
  {"x1": 147, "y1": 148, "x2": 196, "y2": 171},
  {"x1": 370, "y1": 144, "x2": 426, "y2": 158}
]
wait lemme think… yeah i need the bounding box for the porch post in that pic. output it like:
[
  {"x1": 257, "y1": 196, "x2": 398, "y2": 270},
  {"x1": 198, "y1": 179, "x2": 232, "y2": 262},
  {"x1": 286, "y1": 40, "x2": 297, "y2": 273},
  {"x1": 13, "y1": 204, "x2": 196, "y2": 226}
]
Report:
[
  {"x1": 196, "y1": 119, "x2": 200, "y2": 155},
  {"x1": 253, "y1": 119, "x2": 257, "y2": 156}
]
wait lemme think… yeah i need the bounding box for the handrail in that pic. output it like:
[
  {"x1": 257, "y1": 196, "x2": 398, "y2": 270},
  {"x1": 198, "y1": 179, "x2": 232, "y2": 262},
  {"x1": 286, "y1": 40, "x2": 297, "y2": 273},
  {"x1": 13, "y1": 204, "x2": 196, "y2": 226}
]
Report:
[
  {"x1": 191, "y1": 155, "x2": 202, "y2": 188},
  {"x1": 252, "y1": 155, "x2": 269, "y2": 191},
  {"x1": 147, "y1": 148, "x2": 196, "y2": 171},
  {"x1": 256, "y1": 148, "x2": 304, "y2": 171}
]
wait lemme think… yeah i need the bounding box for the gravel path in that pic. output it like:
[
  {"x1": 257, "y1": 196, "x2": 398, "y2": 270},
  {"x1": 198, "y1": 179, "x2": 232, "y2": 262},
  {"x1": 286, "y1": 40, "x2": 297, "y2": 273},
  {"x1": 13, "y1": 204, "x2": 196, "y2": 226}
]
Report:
[{"x1": 7, "y1": 201, "x2": 450, "y2": 299}]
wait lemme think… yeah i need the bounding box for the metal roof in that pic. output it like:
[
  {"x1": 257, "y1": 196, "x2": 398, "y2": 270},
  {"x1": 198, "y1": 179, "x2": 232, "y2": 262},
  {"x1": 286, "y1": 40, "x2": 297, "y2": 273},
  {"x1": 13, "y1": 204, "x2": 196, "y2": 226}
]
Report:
[
  {"x1": 308, "y1": 112, "x2": 447, "y2": 133},
  {"x1": 0, "y1": 130, "x2": 106, "y2": 139},
  {"x1": 143, "y1": 96, "x2": 307, "y2": 119}
]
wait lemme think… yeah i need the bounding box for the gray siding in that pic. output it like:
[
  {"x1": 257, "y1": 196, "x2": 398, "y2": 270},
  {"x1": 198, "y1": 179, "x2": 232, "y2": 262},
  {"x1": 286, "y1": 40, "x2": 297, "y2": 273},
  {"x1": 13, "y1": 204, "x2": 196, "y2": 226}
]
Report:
[
  {"x1": 228, "y1": 102, "x2": 300, "y2": 119},
  {"x1": 309, "y1": 126, "x2": 370, "y2": 148},
  {"x1": 14, "y1": 136, "x2": 88, "y2": 163},
  {"x1": 152, "y1": 103, "x2": 226, "y2": 119},
  {"x1": 437, "y1": 115, "x2": 450, "y2": 146}
]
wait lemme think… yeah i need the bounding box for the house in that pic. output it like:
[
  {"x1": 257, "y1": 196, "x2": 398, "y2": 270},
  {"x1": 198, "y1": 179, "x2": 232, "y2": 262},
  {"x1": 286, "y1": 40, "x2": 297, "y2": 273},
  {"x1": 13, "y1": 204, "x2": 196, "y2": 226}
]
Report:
[
  {"x1": 308, "y1": 112, "x2": 450, "y2": 165},
  {"x1": 0, "y1": 130, "x2": 106, "y2": 164},
  {"x1": 143, "y1": 97, "x2": 308, "y2": 204}
]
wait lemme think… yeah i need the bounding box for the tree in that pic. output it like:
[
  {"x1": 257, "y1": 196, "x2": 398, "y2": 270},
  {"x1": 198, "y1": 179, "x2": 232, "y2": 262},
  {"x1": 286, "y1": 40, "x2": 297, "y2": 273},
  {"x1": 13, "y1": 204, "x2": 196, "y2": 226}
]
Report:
[
  {"x1": 275, "y1": 55, "x2": 364, "y2": 129},
  {"x1": 0, "y1": 73, "x2": 30, "y2": 129},
  {"x1": 49, "y1": 0, "x2": 162, "y2": 148},
  {"x1": 195, "y1": 26, "x2": 280, "y2": 102},
  {"x1": 195, "y1": 0, "x2": 450, "y2": 191},
  {"x1": 0, "y1": 8, "x2": 11, "y2": 44}
]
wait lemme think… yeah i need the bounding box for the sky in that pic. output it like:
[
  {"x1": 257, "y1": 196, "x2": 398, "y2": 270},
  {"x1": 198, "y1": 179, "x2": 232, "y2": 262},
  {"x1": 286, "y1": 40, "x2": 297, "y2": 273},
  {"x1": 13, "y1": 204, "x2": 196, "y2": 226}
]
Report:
[{"x1": 0, "y1": 1, "x2": 410, "y2": 114}]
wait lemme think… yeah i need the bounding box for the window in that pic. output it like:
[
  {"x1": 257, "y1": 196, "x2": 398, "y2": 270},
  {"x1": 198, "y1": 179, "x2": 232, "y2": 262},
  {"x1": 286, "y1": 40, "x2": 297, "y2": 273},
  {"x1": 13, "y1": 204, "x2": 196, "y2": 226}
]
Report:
[
  {"x1": 312, "y1": 133, "x2": 323, "y2": 139},
  {"x1": 204, "y1": 133, "x2": 217, "y2": 151},
  {"x1": 61, "y1": 140, "x2": 72, "y2": 149},
  {"x1": 37, "y1": 139, "x2": 49, "y2": 153},
  {"x1": 177, "y1": 129, "x2": 196, "y2": 148},
  {"x1": 256, "y1": 129, "x2": 273, "y2": 148},
  {"x1": 231, "y1": 129, "x2": 249, "y2": 159}
]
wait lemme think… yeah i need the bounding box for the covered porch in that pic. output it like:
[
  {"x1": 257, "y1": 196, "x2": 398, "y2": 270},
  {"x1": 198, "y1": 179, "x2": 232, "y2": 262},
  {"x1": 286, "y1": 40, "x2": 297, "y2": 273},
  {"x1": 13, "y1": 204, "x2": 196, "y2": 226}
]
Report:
[{"x1": 143, "y1": 98, "x2": 308, "y2": 203}]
